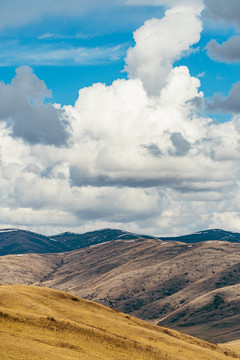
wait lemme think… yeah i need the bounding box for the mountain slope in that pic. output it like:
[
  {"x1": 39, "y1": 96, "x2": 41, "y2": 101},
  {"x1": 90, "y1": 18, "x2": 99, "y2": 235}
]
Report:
[
  {"x1": 162, "y1": 229, "x2": 240, "y2": 243},
  {"x1": 0, "y1": 228, "x2": 156, "y2": 256},
  {"x1": 0, "y1": 285, "x2": 239, "y2": 360},
  {"x1": 1, "y1": 227, "x2": 240, "y2": 257},
  {"x1": 1, "y1": 238, "x2": 240, "y2": 342},
  {"x1": 0, "y1": 228, "x2": 71, "y2": 255},
  {"x1": 51, "y1": 228, "x2": 154, "y2": 249}
]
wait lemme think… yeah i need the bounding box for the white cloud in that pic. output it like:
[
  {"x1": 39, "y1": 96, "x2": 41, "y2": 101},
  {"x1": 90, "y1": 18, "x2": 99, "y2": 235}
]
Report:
[
  {"x1": 37, "y1": 33, "x2": 92, "y2": 40},
  {"x1": 1, "y1": 1, "x2": 240, "y2": 237},
  {"x1": 0, "y1": 66, "x2": 68, "y2": 145},
  {"x1": 63, "y1": 64, "x2": 235, "y2": 195},
  {"x1": 0, "y1": 42, "x2": 127, "y2": 67},
  {"x1": 38, "y1": 33, "x2": 55, "y2": 40},
  {"x1": 124, "y1": 4, "x2": 203, "y2": 95},
  {"x1": 1, "y1": 63, "x2": 239, "y2": 235}
]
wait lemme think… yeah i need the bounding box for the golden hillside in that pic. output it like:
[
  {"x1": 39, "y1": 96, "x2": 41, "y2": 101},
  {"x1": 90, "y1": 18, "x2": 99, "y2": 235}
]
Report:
[
  {"x1": 222, "y1": 341, "x2": 240, "y2": 356},
  {"x1": 0, "y1": 285, "x2": 239, "y2": 360}
]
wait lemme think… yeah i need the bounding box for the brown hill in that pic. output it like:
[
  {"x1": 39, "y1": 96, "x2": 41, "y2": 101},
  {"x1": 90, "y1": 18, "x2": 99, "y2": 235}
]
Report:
[
  {"x1": 1, "y1": 238, "x2": 240, "y2": 343},
  {"x1": 0, "y1": 285, "x2": 239, "y2": 360}
]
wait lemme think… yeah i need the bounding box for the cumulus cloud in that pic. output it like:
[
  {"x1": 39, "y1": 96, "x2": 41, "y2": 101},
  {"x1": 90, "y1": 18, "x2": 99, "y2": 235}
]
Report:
[
  {"x1": 124, "y1": 3, "x2": 203, "y2": 95},
  {"x1": 207, "y1": 36, "x2": 240, "y2": 63},
  {"x1": 2, "y1": 1, "x2": 240, "y2": 236},
  {"x1": 206, "y1": 82, "x2": 240, "y2": 114},
  {"x1": 205, "y1": 2, "x2": 240, "y2": 66},
  {"x1": 205, "y1": 0, "x2": 240, "y2": 28},
  {"x1": 204, "y1": 1, "x2": 240, "y2": 66},
  {"x1": 64, "y1": 64, "x2": 236, "y2": 193},
  {"x1": 0, "y1": 66, "x2": 69, "y2": 145}
]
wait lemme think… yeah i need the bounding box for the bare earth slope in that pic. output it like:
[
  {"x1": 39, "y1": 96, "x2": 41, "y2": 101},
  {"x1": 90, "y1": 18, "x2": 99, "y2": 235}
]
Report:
[
  {"x1": 1, "y1": 239, "x2": 240, "y2": 342},
  {"x1": 0, "y1": 285, "x2": 239, "y2": 360}
]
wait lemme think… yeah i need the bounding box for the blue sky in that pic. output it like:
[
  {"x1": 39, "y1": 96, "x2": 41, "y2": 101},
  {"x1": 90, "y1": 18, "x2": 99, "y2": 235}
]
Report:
[
  {"x1": 0, "y1": 1, "x2": 239, "y2": 108},
  {"x1": 0, "y1": 3, "x2": 165, "y2": 104},
  {"x1": 1, "y1": 0, "x2": 240, "y2": 236}
]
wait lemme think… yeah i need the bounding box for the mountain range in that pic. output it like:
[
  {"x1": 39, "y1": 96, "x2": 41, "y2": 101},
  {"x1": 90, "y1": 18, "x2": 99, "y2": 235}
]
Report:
[{"x1": 1, "y1": 227, "x2": 240, "y2": 256}]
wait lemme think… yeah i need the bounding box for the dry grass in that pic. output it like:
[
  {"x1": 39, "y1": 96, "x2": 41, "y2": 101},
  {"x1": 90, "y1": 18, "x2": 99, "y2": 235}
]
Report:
[
  {"x1": 0, "y1": 285, "x2": 239, "y2": 360},
  {"x1": 220, "y1": 341, "x2": 240, "y2": 356}
]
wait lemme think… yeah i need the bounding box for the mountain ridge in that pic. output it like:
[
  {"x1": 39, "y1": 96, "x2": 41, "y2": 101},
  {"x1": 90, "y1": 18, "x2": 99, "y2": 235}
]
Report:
[{"x1": 1, "y1": 227, "x2": 240, "y2": 256}]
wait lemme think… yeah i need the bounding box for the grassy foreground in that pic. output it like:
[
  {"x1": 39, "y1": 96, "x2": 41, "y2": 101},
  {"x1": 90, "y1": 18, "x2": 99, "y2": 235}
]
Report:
[
  {"x1": 221, "y1": 341, "x2": 240, "y2": 356},
  {"x1": 0, "y1": 285, "x2": 239, "y2": 360}
]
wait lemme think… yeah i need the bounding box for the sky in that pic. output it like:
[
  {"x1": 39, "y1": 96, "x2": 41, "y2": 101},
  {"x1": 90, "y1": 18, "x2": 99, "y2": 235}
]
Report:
[{"x1": 1, "y1": 0, "x2": 240, "y2": 236}]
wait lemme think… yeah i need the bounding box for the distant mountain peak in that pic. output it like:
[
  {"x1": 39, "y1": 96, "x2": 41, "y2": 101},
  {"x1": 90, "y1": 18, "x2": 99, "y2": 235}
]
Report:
[{"x1": 1, "y1": 227, "x2": 240, "y2": 256}]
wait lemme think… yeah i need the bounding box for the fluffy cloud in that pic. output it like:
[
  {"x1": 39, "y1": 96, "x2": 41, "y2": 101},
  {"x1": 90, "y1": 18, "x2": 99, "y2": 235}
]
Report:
[
  {"x1": 205, "y1": 1, "x2": 240, "y2": 66},
  {"x1": 124, "y1": 4, "x2": 203, "y2": 95},
  {"x1": 64, "y1": 64, "x2": 237, "y2": 194},
  {"x1": 206, "y1": 82, "x2": 240, "y2": 114},
  {"x1": 205, "y1": 1, "x2": 240, "y2": 68},
  {"x1": 207, "y1": 36, "x2": 240, "y2": 63},
  {"x1": 0, "y1": 66, "x2": 69, "y2": 145},
  {"x1": 2, "y1": 63, "x2": 239, "y2": 235},
  {"x1": 1, "y1": 1, "x2": 240, "y2": 236},
  {"x1": 205, "y1": 0, "x2": 240, "y2": 28}
]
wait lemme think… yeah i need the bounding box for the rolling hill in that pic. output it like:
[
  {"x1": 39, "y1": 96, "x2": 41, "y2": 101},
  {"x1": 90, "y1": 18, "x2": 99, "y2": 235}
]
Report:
[
  {"x1": 1, "y1": 238, "x2": 240, "y2": 343},
  {"x1": 0, "y1": 285, "x2": 239, "y2": 360}
]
